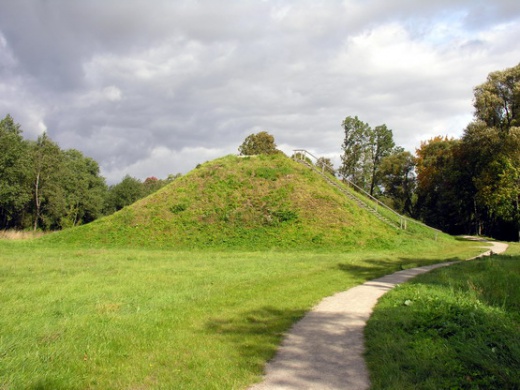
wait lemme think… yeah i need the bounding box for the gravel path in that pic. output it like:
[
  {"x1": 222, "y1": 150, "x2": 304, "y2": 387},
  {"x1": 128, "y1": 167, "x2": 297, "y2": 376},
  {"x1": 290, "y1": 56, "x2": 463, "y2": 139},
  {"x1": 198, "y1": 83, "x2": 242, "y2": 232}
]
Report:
[{"x1": 249, "y1": 240, "x2": 509, "y2": 390}]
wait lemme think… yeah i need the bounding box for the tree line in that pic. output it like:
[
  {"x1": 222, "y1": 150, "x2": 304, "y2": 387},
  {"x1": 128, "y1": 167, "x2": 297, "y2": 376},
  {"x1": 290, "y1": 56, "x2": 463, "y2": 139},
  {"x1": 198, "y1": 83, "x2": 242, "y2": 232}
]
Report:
[
  {"x1": 336, "y1": 63, "x2": 519, "y2": 241},
  {"x1": 0, "y1": 115, "x2": 178, "y2": 231},
  {"x1": 415, "y1": 63, "x2": 519, "y2": 241}
]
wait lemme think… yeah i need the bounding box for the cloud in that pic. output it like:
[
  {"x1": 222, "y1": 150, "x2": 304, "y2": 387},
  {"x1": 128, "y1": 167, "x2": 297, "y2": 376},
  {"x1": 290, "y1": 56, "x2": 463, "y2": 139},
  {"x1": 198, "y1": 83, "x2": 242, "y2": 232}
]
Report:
[
  {"x1": 0, "y1": 0, "x2": 519, "y2": 183},
  {"x1": 101, "y1": 145, "x2": 231, "y2": 184}
]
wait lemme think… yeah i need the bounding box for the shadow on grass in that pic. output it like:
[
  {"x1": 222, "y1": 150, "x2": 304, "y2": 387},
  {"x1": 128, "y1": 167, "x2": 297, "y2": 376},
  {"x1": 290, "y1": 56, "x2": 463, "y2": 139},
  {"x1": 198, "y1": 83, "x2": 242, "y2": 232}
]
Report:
[
  {"x1": 336, "y1": 260, "x2": 394, "y2": 279},
  {"x1": 336, "y1": 256, "x2": 465, "y2": 282},
  {"x1": 205, "y1": 253, "x2": 492, "y2": 387},
  {"x1": 206, "y1": 306, "x2": 372, "y2": 389},
  {"x1": 454, "y1": 235, "x2": 492, "y2": 242},
  {"x1": 206, "y1": 306, "x2": 307, "y2": 370}
]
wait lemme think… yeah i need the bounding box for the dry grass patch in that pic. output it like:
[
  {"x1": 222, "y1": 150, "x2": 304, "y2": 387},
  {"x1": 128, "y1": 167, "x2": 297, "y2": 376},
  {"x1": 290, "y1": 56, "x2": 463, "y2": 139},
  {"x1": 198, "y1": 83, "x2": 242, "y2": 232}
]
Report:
[{"x1": 0, "y1": 230, "x2": 45, "y2": 240}]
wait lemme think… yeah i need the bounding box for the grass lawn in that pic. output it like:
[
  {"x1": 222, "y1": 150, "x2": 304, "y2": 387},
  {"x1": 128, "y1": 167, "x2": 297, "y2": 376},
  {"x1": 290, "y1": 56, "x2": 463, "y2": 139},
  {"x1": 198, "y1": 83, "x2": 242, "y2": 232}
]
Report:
[
  {"x1": 0, "y1": 238, "x2": 483, "y2": 389},
  {"x1": 365, "y1": 242, "x2": 520, "y2": 390}
]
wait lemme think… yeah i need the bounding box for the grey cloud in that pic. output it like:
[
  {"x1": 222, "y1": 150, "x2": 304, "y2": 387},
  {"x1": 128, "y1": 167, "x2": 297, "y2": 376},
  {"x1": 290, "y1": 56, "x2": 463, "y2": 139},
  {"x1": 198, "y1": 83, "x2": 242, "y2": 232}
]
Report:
[
  {"x1": 463, "y1": 0, "x2": 520, "y2": 29},
  {"x1": 1, "y1": 1, "x2": 520, "y2": 183}
]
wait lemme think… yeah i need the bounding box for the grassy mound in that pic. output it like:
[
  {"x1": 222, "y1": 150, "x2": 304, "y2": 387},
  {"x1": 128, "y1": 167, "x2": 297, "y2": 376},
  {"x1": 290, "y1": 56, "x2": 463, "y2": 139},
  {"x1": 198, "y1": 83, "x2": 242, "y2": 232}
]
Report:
[{"x1": 45, "y1": 153, "x2": 445, "y2": 250}]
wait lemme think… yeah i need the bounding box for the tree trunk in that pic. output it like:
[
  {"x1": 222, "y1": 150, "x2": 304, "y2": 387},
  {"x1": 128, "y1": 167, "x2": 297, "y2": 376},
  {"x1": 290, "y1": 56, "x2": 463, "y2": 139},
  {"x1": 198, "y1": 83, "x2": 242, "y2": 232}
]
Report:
[
  {"x1": 515, "y1": 195, "x2": 520, "y2": 242},
  {"x1": 33, "y1": 172, "x2": 40, "y2": 231},
  {"x1": 369, "y1": 164, "x2": 377, "y2": 196}
]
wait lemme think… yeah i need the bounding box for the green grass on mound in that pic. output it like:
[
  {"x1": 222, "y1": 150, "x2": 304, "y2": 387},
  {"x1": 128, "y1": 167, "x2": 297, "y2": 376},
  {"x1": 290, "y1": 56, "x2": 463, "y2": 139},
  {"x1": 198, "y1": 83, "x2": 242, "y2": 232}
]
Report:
[
  {"x1": 43, "y1": 154, "x2": 445, "y2": 251},
  {"x1": 365, "y1": 245, "x2": 520, "y2": 390}
]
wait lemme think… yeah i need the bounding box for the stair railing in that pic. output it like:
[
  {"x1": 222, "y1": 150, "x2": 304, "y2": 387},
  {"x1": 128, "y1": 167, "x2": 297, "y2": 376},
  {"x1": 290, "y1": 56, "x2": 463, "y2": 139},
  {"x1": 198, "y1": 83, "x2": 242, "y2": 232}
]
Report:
[
  {"x1": 293, "y1": 149, "x2": 404, "y2": 224},
  {"x1": 292, "y1": 149, "x2": 442, "y2": 238}
]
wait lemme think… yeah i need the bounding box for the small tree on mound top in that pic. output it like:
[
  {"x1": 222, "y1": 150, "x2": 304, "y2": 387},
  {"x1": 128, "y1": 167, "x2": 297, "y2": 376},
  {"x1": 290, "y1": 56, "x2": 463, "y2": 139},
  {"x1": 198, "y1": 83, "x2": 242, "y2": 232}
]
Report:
[{"x1": 238, "y1": 131, "x2": 279, "y2": 156}]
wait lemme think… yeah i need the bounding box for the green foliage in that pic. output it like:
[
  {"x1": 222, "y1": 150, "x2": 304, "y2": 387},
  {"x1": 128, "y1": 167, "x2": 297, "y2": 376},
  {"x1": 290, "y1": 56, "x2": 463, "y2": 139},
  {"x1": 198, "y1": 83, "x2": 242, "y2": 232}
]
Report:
[
  {"x1": 340, "y1": 116, "x2": 370, "y2": 186},
  {"x1": 26, "y1": 133, "x2": 110, "y2": 231},
  {"x1": 476, "y1": 151, "x2": 520, "y2": 221},
  {"x1": 465, "y1": 124, "x2": 520, "y2": 238},
  {"x1": 365, "y1": 255, "x2": 520, "y2": 389},
  {"x1": 0, "y1": 114, "x2": 180, "y2": 231},
  {"x1": 238, "y1": 131, "x2": 279, "y2": 156},
  {"x1": 59, "y1": 149, "x2": 107, "y2": 228},
  {"x1": 340, "y1": 116, "x2": 395, "y2": 195},
  {"x1": 104, "y1": 175, "x2": 181, "y2": 215},
  {"x1": 254, "y1": 166, "x2": 287, "y2": 180},
  {"x1": 377, "y1": 149, "x2": 416, "y2": 215},
  {"x1": 414, "y1": 136, "x2": 465, "y2": 233},
  {"x1": 414, "y1": 64, "x2": 520, "y2": 240},
  {"x1": 0, "y1": 115, "x2": 110, "y2": 231},
  {"x1": 367, "y1": 124, "x2": 395, "y2": 195},
  {"x1": 30, "y1": 132, "x2": 67, "y2": 230},
  {"x1": 104, "y1": 175, "x2": 145, "y2": 214},
  {"x1": 0, "y1": 115, "x2": 32, "y2": 228},
  {"x1": 271, "y1": 209, "x2": 298, "y2": 223},
  {"x1": 473, "y1": 62, "x2": 520, "y2": 131}
]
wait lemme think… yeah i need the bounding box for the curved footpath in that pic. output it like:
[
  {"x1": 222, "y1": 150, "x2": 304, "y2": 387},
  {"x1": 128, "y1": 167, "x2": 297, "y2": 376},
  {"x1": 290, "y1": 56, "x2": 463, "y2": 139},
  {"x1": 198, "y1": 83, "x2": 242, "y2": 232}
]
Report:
[{"x1": 249, "y1": 240, "x2": 509, "y2": 390}]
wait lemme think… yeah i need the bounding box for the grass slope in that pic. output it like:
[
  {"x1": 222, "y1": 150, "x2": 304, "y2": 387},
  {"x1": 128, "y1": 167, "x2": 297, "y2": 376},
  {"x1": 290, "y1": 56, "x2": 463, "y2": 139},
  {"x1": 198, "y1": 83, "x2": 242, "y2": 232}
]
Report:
[{"x1": 45, "y1": 153, "x2": 443, "y2": 250}]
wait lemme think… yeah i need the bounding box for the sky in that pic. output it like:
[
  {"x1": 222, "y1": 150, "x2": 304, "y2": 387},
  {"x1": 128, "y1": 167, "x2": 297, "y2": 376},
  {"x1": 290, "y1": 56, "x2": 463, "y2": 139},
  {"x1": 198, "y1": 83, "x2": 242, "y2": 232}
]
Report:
[{"x1": 1, "y1": 1, "x2": 519, "y2": 184}]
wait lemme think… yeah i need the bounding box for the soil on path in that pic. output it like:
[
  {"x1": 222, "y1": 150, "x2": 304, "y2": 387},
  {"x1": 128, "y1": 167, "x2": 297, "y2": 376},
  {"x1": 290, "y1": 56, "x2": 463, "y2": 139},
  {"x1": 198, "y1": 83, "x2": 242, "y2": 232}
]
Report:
[{"x1": 249, "y1": 240, "x2": 509, "y2": 390}]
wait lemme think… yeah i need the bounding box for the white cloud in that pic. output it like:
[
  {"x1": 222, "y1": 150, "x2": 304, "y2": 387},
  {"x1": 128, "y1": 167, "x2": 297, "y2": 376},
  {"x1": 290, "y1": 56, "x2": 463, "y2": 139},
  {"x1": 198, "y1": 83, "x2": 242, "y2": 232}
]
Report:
[
  {"x1": 103, "y1": 86, "x2": 122, "y2": 102},
  {"x1": 332, "y1": 23, "x2": 439, "y2": 77},
  {"x1": 74, "y1": 86, "x2": 123, "y2": 108},
  {"x1": 37, "y1": 120, "x2": 47, "y2": 134}
]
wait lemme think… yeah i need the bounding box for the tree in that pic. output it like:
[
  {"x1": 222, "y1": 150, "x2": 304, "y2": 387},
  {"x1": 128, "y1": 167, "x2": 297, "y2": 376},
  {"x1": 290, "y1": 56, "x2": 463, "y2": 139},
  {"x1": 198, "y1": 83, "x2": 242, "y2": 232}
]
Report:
[
  {"x1": 414, "y1": 136, "x2": 465, "y2": 232},
  {"x1": 29, "y1": 133, "x2": 66, "y2": 230},
  {"x1": 103, "y1": 174, "x2": 180, "y2": 216},
  {"x1": 473, "y1": 62, "x2": 520, "y2": 132},
  {"x1": 104, "y1": 175, "x2": 145, "y2": 214},
  {"x1": 377, "y1": 148, "x2": 415, "y2": 215},
  {"x1": 463, "y1": 63, "x2": 520, "y2": 240},
  {"x1": 339, "y1": 116, "x2": 370, "y2": 188},
  {"x1": 0, "y1": 115, "x2": 113, "y2": 231},
  {"x1": 142, "y1": 174, "x2": 180, "y2": 195},
  {"x1": 0, "y1": 115, "x2": 32, "y2": 228},
  {"x1": 238, "y1": 131, "x2": 279, "y2": 156},
  {"x1": 476, "y1": 150, "x2": 519, "y2": 221},
  {"x1": 60, "y1": 149, "x2": 107, "y2": 228},
  {"x1": 339, "y1": 116, "x2": 395, "y2": 195},
  {"x1": 143, "y1": 176, "x2": 162, "y2": 195},
  {"x1": 411, "y1": 64, "x2": 520, "y2": 240},
  {"x1": 462, "y1": 124, "x2": 520, "y2": 240},
  {"x1": 367, "y1": 124, "x2": 395, "y2": 196}
]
